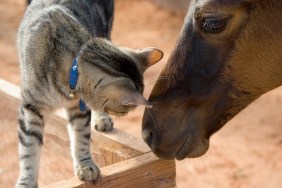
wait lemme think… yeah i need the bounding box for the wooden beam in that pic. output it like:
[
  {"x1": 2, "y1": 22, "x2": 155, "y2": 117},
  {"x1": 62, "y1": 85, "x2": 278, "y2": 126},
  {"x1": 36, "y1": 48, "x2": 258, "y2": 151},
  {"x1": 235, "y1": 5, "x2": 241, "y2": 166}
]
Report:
[
  {"x1": 43, "y1": 152, "x2": 176, "y2": 188},
  {"x1": 0, "y1": 79, "x2": 150, "y2": 154},
  {"x1": 53, "y1": 110, "x2": 150, "y2": 153},
  {"x1": 0, "y1": 79, "x2": 20, "y2": 98},
  {"x1": 91, "y1": 130, "x2": 144, "y2": 167},
  {"x1": 0, "y1": 78, "x2": 176, "y2": 187},
  {"x1": 95, "y1": 128, "x2": 150, "y2": 153}
]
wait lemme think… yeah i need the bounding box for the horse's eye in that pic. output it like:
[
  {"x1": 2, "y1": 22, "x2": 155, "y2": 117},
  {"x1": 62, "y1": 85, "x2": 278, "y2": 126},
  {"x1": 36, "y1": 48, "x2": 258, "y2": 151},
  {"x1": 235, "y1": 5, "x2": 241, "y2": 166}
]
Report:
[{"x1": 201, "y1": 18, "x2": 227, "y2": 33}]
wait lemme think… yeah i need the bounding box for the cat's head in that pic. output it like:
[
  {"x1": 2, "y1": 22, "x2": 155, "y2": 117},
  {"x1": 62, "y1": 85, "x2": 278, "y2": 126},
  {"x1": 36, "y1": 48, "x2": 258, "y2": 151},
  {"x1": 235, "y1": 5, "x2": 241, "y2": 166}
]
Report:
[{"x1": 78, "y1": 38, "x2": 163, "y2": 116}]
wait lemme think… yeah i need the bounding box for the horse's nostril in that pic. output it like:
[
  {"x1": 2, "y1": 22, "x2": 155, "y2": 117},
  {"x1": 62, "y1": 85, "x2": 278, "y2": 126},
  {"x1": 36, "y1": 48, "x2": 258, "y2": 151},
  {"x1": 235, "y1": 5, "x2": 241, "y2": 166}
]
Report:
[
  {"x1": 147, "y1": 131, "x2": 153, "y2": 146},
  {"x1": 142, "y1": 129, "x2": 153, "y2": 147}
]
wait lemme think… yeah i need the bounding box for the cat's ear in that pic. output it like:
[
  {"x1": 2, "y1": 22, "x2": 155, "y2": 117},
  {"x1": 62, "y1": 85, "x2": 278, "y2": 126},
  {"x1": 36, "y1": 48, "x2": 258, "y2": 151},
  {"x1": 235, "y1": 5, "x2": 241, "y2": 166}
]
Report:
[
  {"x1": 135, "y1": 47, "x2": 163, "y2": 71},
  {"x1": 120, "y1": 92, "x2": 152, "y2": 108}
]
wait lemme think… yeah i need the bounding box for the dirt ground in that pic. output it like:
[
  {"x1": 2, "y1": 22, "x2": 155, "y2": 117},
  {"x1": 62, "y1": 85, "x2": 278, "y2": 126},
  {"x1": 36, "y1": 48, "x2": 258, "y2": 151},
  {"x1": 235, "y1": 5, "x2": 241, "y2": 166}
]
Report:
[{"x1": 0, "y1": 0, "x2": 282, "y2": 187}]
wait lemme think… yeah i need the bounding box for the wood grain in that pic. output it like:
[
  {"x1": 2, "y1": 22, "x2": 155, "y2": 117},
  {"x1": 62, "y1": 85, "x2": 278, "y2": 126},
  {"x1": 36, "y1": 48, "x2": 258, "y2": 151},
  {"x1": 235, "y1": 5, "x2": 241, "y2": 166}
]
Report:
[{"x1": 43, "y1": 152, "x2": 176, "y2": 188}]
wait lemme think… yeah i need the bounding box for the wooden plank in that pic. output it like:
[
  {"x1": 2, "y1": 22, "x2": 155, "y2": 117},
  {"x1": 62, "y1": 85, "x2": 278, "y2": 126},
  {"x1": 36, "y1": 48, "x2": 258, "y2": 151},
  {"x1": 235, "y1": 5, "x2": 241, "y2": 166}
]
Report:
[
  {"x1": 55, "y1": 108, "x2": 150, "y2": 154},
  {"x1": 0, "y1": 79, "x2": 155, "y2": 160},
  {"x1": 45, "y1": 124, "x2": 146, "y2": 170},
  {"x1": 91, "y1": 130, "x2": 143, "y2": 166},
  {"x1": 0, "y1": 79, "x2": 176, "y2": 187},
  {"x1": 43, "y1": 114, "x2": 144, "y2": 167},
  {"x1": 96, "y1": 128, "x2": 150, "y2": 153},
  {"x1": 43, "y1": 152, "x2": 176, "y2": 188},
  {"x1": 0, "y1": 79, "x2": 146, "y2": 166},
  {"x1": 0, "y1": 91, "x2": 74, "y2": 185},
  {"x1": 44, "y1": 113, "x2": 146, "y2": 166},
  {"x1": 0, "y1": 79, "x2": 21, "y2": 98},
  {"x1": 0, "y1": 90, "x2": 145, "y2": 185},
  {"x1": 0, "y1": 79, "x2": 150, "y2": 154}
]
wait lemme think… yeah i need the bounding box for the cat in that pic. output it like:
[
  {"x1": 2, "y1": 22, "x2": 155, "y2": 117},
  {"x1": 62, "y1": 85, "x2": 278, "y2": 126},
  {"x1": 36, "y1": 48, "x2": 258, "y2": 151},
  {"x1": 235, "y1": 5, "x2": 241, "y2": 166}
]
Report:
[{"x1": 16, "y1": 0, "x2": 163, "y2": 187}]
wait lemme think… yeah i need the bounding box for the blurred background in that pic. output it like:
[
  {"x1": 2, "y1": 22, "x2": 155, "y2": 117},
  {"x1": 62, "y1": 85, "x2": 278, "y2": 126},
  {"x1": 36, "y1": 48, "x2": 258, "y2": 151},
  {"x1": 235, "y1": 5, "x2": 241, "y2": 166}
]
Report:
[{"x1": 0, "y1": 0, "x2": 282, "y2": 187}]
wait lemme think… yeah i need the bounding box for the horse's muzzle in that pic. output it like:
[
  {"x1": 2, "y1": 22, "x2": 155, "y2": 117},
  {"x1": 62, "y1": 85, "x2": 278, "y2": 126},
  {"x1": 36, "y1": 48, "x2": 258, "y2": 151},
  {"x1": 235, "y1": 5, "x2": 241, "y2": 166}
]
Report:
[{"x1": 142, "y1": 114, "x2": 210, "y2": 160}]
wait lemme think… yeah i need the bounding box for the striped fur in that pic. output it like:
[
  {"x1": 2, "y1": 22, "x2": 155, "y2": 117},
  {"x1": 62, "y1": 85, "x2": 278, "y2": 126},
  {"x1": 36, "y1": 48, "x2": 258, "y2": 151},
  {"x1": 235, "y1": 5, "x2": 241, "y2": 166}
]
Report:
[{"x1": 16, "y1": 0, "x2": 162, "y2": 187}]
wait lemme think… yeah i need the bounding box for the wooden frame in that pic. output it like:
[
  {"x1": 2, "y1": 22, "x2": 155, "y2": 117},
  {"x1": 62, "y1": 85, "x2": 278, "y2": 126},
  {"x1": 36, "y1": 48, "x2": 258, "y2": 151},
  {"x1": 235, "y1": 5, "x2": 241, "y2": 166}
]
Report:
[
  {"x1": 42, "y1": 128, "x2": 176, "y2": 188},
  {"x1": 0, "y1": 79, "x2": 176, "y2": 188}
]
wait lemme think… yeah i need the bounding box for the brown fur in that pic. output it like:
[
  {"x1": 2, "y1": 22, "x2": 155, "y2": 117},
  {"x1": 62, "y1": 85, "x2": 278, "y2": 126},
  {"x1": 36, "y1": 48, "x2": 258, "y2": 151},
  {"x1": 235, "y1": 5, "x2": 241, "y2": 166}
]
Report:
[{"x1": 142, "y1": 0, "x2": 282, "y2": 160}]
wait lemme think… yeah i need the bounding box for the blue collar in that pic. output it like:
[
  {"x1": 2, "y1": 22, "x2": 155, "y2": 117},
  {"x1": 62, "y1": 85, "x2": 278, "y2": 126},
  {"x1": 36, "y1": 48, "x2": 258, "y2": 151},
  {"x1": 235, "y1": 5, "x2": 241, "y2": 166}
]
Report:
[{"x1": 69, "y1": 56, "x2": 87, "y2": 111}]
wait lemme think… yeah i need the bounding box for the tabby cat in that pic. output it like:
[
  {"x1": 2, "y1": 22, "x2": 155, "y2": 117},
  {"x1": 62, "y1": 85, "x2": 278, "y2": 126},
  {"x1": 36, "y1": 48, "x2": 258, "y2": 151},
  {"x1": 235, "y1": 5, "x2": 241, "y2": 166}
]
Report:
[{"x1": 16, "y1": 0, "x2": 163, "y2": 187}]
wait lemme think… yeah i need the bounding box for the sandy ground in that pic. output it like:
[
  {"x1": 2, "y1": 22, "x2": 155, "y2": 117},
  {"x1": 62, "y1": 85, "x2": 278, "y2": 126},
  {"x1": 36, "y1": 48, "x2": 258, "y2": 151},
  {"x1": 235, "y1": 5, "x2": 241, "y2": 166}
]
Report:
[{"x1": 0, "y1": 0, "x2": 282, "y2": 187}]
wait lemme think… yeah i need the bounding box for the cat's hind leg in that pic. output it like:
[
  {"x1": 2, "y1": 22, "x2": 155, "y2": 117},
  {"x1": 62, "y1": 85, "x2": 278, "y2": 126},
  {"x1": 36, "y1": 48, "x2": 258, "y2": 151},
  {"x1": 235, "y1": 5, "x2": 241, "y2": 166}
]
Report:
[
  {"x1": 16, "y1": 104, "x2": 44, "y2": 188},
  {"x1": 66, "y1": 106, "x2": 100, "y2": 182},
  {"x1": 92, "y1": 111, "x2": 113, "y2": 132}
]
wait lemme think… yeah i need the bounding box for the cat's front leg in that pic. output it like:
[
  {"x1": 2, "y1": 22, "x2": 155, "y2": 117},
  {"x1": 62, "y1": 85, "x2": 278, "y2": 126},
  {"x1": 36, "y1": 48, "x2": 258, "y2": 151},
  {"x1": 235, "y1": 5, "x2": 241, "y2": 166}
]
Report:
[
  {"x1": 16, "y1": 104, "x2": 44, "y2": 188},
  {"x1": 66, "y1": 106, "x2": 100, "y2": 182}
]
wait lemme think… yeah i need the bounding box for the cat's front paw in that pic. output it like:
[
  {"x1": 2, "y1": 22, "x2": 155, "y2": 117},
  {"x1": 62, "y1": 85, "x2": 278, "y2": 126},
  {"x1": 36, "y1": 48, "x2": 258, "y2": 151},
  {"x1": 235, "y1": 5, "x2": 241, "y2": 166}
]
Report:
[
  {"x1": 76, "y1": 163, "x2": 100, "y2": 182},
  {"x1": 93, "y1": 112, "x2": 113, "y2": 132}
]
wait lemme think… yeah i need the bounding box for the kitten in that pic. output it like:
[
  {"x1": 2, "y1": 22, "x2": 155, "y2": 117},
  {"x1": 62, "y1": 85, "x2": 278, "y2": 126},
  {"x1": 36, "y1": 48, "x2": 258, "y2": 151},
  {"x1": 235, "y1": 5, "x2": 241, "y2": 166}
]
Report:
[{"x1": 16, "y1": 0, "x2": 163, "y2": 187}]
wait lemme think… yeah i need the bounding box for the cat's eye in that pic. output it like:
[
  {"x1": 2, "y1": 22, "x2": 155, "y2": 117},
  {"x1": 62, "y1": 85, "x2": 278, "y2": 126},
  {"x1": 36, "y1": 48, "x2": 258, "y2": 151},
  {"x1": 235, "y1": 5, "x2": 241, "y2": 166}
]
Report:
[{"x1": 200, "y1": 17, "x2": 228, "y2": 33}]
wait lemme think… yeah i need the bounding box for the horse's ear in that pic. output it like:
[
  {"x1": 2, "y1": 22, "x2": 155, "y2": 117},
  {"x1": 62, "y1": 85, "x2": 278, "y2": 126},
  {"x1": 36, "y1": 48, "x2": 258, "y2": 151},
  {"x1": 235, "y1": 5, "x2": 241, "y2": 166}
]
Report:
[{"x1": 136, "y1": 47, "x2": 163, "y2": 71}]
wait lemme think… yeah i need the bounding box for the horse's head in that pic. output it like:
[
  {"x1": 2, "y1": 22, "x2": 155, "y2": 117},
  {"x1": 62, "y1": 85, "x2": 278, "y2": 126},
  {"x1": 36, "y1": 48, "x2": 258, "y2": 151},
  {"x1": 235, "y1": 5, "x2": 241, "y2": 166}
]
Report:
[{"x1": 142, "y1": 0, "x2": 282, "y2": 160}]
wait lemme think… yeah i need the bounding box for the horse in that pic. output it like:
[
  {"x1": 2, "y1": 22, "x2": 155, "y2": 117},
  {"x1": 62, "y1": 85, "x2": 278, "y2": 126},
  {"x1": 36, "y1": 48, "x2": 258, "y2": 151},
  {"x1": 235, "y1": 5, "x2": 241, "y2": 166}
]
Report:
[{"x1": 142, "y1": 0, "x2": 282, "y2": 160}]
